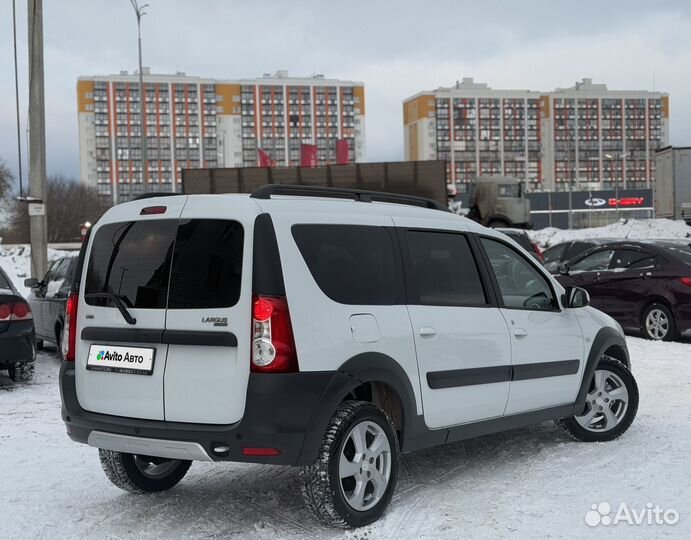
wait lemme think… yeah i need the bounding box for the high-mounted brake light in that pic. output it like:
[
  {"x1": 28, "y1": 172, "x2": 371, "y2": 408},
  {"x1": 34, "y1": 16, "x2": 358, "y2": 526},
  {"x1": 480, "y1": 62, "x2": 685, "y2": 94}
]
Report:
[
  {"x1": 251, "y1": 295, "x2": 298, "y2": 373},
  {"x1": 62, "y1": 292, "x2": 79, "y2": 361},
  {"x1": 679, "y1": 277, "x2": 691, "y2": 287},
  {"x1": 0, "y1": 302, "x2": 33, "y2": 322},
  {"x1": 140, "y1": 205, "x2": 167, "y2": 215}
]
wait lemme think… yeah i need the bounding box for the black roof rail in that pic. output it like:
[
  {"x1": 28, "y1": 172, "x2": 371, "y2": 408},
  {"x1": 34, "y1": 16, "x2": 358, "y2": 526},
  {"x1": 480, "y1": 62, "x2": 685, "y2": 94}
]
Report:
[{"x1": 250, "y1": 184, "x2": 449, "y2": 212}]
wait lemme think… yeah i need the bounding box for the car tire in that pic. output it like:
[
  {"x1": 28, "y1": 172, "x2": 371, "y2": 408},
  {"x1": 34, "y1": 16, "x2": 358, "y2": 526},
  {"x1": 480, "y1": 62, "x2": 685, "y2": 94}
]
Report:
[
  {"x1": 35, "y1": 339, "x2": 44, "y2": 351},
  {"x1": 98, "y1": 449, "x2": 192, "y2": 493},
  {"x1": 8, "y1": 360, "x2": 35, "y2": 382},
  {"x1": 55, "y1": 326, "x2": 64, "y2": 361},
  {"x1": 556, "y1": 356, "x2": 638, "y2": 443},
  {"x1": 300, "y1": 400, "x2": 400, "y2": 528},
  {"x1": 641, "y1": 302, "x2": 676, "y2": 341}
]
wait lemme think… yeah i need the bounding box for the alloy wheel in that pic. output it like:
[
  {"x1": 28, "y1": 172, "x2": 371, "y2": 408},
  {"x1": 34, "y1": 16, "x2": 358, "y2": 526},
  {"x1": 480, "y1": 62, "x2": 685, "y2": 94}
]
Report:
[
  {"x1": 645, "y1": 308, "x2": 669, "y2": 340},
  {"x1": 575, "y1": 369, "x2": 629, "y2": 432},
  {"x1": 338, "y1": 420, "x2": 392, "y2": 511}
]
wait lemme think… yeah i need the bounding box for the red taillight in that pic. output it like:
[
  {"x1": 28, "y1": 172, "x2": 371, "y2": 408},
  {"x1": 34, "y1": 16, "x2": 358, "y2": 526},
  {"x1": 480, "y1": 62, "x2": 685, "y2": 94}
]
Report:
[
  {"x1": 680, "y1": 277, "x2": 691, "y2": 287},
  {"x1": 242, "y1": 447, "x2": 281, "y2": 457},
  {"x1": 532, "y1": 242, "x2": 544, "y2": 262},
  {"x1": 62, "y1": 293, "x2": 79, "y2": 362},
  {"x1": 0, "y1": 302, "x2": 32, "y2": 321},
  {"x1": 140, "y1": 205, "x2": 167, "y2": 215},
  {"x1": 251, "y1": 295, "x2": 297, "y2": 373}
]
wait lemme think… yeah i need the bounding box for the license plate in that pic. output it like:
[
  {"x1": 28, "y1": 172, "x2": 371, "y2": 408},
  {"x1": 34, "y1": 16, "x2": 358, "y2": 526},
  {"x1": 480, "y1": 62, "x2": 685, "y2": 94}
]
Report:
[{"x1": 87, "y1": 344, "x2": 155, "y2": 375}]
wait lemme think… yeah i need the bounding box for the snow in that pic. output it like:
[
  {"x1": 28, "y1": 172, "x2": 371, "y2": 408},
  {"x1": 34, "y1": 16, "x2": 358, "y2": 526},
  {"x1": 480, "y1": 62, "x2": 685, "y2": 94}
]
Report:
[
  {"x1": 528, "y1": 218, "x2": 691, "y2": 249},
  {"x1": 1, "y1": 339, "x2": 689, "y2": 539},
  {"x1": 0, "y1": 244, "x2": 72, "y2": 297}
]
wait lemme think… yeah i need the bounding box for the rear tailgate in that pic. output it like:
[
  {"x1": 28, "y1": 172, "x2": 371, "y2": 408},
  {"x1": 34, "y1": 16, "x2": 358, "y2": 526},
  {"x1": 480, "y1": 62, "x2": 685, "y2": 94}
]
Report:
[
  {"x1": 163, "y1": 195, "x2": 257, "y2": 424},
  {"x1": 75, "y1": 197, "x2": 187, "y2": 421}
]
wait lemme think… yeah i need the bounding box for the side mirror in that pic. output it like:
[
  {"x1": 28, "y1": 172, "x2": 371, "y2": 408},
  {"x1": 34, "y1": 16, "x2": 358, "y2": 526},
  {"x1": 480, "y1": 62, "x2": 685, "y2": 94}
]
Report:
[
  {"x1": 563, "y1": 286, "x2": 590, "y2": 308},
  {"x1": 24, "y1": 277, "x2": 40, "y2": 289},
  {"x1": 557, "y1": 263, "x2": 570, "y2": 275}
]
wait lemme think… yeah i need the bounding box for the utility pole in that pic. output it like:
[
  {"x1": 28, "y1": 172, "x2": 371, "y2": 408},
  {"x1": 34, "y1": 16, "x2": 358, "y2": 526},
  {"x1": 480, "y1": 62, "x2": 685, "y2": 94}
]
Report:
[
  {"x1": 130, "y1": 1, "x2": 149, "y2": 192},
  {"x1": 27, "y1": 0, "x2": 48, "y2": 279}
]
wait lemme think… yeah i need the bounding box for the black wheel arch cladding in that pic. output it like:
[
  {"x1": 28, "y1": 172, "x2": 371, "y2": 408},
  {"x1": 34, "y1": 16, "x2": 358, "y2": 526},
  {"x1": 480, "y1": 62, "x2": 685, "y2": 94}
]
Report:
[{"x1": 299, "y1": 352, "x2": 420, "y2": 462}]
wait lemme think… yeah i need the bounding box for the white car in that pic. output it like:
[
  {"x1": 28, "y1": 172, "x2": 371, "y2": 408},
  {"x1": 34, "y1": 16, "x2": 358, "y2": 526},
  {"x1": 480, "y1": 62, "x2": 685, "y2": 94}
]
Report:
[{"x1": 59, "y1": 185, "x2": 639, "y2": 528}]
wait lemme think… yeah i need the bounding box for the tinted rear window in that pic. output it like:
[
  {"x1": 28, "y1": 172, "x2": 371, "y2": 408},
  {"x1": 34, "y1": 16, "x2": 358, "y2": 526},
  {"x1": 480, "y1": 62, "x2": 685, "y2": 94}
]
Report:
[
  {"x1": 407, "y1": 231, "x2": 487, "y2": 306},
  {"x1": 85, "y1": 219, "x2": 243, "y2": 309},
  {"x1": 292, "y1": 224, "x2": 397, "y2": 305}
]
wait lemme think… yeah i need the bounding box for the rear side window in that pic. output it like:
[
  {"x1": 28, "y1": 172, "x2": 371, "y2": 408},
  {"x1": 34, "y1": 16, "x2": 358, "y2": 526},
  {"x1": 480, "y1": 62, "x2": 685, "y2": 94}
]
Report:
[
  {"x1": 407, "y1": 231, "x2": 487, "y2": 306},
  {"x1": 292, "y1": 225, "x2": 397, "y2": 305},
  {"x1": 85, "y1": 220, "x2": 177, "y2": 308},
  {"x1": 0, "y1": 269, "x2": 11, "y2": 290},
  {"x1": 611, "y1": 249, "x2": 655, "y2": 270},
  {"x1": 85, "y1": 219, "x2": 244, "y2": 309},
  {"x1": 543, "y1": 243, "x2": 568, "y2": 264}
]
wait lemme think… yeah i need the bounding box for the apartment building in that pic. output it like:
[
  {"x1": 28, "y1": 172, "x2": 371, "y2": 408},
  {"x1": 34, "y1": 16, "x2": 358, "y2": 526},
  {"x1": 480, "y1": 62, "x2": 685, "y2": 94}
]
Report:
[
  {"x1": 403, "y1": 78, "x2": 669, "y2": 191},
  {"x1": 77, "y1": 70, "x2": 366, "y2": 204}
]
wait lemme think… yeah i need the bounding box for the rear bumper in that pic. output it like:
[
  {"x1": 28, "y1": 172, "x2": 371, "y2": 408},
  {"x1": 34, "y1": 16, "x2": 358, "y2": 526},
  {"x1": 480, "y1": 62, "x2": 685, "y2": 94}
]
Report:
[
  {"x1": 59, "y1": 362, "x2": 338, "y2": 466},
  {"x1": 0, "y1": 321, "x2": 35, "y2": 365}
]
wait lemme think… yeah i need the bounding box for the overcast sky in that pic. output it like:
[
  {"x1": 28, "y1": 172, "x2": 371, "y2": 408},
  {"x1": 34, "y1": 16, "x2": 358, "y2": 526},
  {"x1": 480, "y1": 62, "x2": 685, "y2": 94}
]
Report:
[{"x1": 1, "y1": 0, "x2": 690, "y2": 185}]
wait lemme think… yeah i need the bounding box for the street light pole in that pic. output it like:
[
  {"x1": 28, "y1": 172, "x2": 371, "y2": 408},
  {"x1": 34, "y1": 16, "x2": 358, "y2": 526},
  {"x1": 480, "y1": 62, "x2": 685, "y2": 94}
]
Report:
[
  {"x1": 130, "y1": 1, "x2": 148, "y2": 194},
  {"x1": 605, "y1": 152, "x2": 627, "y2": 222}
]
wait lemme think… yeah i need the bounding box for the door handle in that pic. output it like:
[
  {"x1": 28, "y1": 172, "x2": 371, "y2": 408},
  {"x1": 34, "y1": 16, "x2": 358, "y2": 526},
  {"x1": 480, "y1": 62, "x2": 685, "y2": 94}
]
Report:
[
  {"x1": 419, "y1": 326, "x2": 437, "y2": 337},
  {"x1": 514, "y1": 327, "x2": 528, "y2": 338}
]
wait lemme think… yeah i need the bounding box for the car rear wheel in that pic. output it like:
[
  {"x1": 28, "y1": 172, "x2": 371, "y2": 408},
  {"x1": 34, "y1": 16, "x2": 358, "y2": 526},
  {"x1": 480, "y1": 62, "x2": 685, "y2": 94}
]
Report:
[
  {"x1": 300, "y1": 400, "x2": 399, "y2": 528},
  {"x1": 642, "y1": 303, "x2": 676, "y2": 341},
  {"x1": 8, "y1": 360, "x2": 35, "y2": 382},
  {"x1": 98, "y1": 449, "x2": 192, "y2": 493},
  {"x1": 556, "y1": 356, "x2": 638, "y2": 442}
]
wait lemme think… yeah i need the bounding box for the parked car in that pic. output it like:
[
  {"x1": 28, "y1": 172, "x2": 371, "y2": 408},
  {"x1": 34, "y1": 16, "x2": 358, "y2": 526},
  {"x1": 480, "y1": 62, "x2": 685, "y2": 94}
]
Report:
[
  {"x1": 542, "y1": 238, "x2": 616, "y2": 274},
  {"x1": 496, "y1": 228, "x2": 544, "y2": 262},
  {"x1": 555, "y1": 240, "x2": 691, "y2": 341},
  {"x1": 60, "y1": 186, "x2": 638, "y2": 528},
  {"x1": 0, "y1": 264, "x2": 36, "y2": 381},
  {"x1": 24, "y1": 253, "x2": 78, "y2": 358}
]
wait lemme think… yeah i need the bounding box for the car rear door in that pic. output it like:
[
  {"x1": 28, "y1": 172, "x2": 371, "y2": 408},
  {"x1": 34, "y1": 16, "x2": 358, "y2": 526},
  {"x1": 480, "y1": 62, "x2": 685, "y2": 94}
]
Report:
[
  {"x1": 76, "y1": 198, "x2": 187, "y2": 421},
  {"x1": 603, "y1": 248, "x2": 657, "y2": 323},
  {"x1": 162, "y1": 196, "x2": 255, "y2": 424},
  {"x1": 398, "y1": 223, "x2": 511, "y2": 428}
]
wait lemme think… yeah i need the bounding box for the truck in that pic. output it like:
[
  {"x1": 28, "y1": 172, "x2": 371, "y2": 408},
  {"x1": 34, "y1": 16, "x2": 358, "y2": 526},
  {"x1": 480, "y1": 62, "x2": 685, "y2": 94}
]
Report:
[{"x1": 181, "y1": 160, "x2": 532, "y2": 228}]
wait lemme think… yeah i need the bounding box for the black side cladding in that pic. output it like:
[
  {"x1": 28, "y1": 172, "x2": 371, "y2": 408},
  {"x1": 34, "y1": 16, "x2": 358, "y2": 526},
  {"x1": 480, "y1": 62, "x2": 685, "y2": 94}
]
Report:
[{"x1": 252, "y1": 213, "x2": 286, "y2": 296}]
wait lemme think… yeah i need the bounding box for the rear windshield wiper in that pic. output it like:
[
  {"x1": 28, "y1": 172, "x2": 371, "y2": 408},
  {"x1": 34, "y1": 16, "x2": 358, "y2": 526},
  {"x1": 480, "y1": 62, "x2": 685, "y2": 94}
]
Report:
[{"x1": 85, "y1": 293, "x2": 137, "y2": 325}]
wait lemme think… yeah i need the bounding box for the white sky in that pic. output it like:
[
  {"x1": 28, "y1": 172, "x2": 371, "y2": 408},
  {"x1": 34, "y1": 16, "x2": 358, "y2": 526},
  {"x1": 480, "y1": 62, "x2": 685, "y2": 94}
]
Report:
[{"x1": 1, "y1": 0, "x2": 690, "y2": 184}]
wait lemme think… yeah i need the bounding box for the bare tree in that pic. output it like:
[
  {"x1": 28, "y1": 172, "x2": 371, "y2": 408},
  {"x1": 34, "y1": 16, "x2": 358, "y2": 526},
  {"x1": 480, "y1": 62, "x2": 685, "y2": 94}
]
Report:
[
  {"x1": 2, "y1": 176, "x2": 109, "y2": 243},
  {"x1": 0, "y1": 159, "x2": 13, "y2": 201}
]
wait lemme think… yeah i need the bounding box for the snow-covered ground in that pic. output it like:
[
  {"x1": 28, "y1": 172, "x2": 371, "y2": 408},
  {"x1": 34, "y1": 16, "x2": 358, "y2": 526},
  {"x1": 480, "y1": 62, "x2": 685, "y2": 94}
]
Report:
[
  {"x1": 0, "y1": 340, "x2": 689, "y2": 540},
  {"x1": 529, "y1": 218, "x2": 691, "y2": 249}
]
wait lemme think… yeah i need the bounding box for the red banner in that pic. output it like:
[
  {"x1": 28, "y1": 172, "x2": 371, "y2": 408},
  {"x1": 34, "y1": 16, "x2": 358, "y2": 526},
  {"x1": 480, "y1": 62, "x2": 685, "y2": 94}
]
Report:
[
  {"x1": 336, "y1": 139, "x2": 350, "y2": 165},
  {"x1": 300, "y1": 144, "x2": 318, "y2": 167},
  {"x1": 258, "y1": 148, "x2": 273, "y2": 168}
]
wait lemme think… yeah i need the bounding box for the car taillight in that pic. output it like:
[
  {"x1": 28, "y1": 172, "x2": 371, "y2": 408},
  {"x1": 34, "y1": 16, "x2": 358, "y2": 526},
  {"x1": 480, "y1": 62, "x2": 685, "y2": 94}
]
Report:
[
  {"x1": 0, "y1": 302, "x2": 32, "y2": 321},
  {"x1": 532, "y1": 242, "x2": 544, "y2": 262},
  {"x1": 62, "y1": 293, "x2": 79, "y2": 362},
  {"x1": 680, "y1": 277, "x2": 691, "y2": 287},
  {"x1": 251, "y1": 295, "x2": 297, "y2": 373}
]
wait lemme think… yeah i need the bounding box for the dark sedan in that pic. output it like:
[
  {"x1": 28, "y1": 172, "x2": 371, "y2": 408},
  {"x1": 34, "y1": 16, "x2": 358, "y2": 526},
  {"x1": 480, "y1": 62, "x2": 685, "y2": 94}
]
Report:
[
  {"x1": 542, "y1": 238, "x2": 616, "y2": 273},
  {"x1": 556, "y1": 240, "x2": 691, "y2": 341},
  {"x1": 24, "y1": 253, "x2": 78, "y2": 358},
  {"x1": 0, "y1": 265, "x2": 36, "y2": 382}
]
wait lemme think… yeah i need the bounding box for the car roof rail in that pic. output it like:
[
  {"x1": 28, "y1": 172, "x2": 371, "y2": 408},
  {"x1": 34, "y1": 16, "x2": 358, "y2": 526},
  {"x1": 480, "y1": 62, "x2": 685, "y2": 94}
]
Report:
[{"x1": 250, "y1": 184, "x2": 449, "y2": 212}]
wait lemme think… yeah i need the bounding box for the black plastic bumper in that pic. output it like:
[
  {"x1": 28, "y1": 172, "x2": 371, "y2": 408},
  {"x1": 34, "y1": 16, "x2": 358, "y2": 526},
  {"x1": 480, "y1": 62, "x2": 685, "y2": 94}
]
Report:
[
  {"x1": 0, "y1": 321, "x2": 34, "y2": 365},
  {"x1": 59, "y1": 361, "x2": 342, "y2": 465}
]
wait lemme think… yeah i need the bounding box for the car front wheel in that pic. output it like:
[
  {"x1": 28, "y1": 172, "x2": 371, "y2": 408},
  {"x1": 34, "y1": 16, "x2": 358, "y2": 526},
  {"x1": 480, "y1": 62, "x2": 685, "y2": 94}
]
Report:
[{"x1": 556, "y1": 356, "x2": 638, "y2": 442}]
